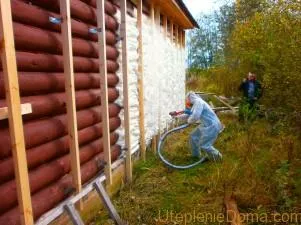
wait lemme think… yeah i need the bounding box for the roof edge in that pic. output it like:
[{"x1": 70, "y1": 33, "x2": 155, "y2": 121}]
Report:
[{"x1": 175, "y1": 0, "x2": 199, "y2": 29}]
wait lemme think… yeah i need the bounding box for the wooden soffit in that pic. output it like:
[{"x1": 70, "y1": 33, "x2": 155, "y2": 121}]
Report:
[{"x1": 130, "y1": 0, "x2": 197, "y2": 29}]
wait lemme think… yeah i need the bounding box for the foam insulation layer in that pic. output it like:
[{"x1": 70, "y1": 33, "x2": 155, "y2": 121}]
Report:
[{"x1": 115, "y1": 9, "x2": 186, "y2": 151}]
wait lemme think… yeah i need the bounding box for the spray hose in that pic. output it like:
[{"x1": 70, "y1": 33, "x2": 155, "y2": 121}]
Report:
[{"x1": 157, "y1": 123, "x2": 208, "y2": 169}]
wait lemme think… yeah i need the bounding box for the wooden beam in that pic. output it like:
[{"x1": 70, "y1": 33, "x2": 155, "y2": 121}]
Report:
[
  {"x1": 137, "y1": 0, "x2": 146, "y2": 161},
  {"x1": 0, "y1": 103, "x2": 32, "y2": 120},
  {"x1": 0, "y1": 1, "x2": 33, "y2": 224},
  {"x1": 59, "y1": 0, "x2": 82, "y2": 197},
  {"x1": 121, "y1": 0, "x2": 132, "y2": 183},
  {"x1": 179, "y1": 28, "x2": 182, "y2": 49},
  {"x1": 175, "y1": 24, "x2": 179, "y2": 47},
  {"x1": 170, "y1": 20, "x2": 174, "y2": 42},
  {"x1": 214, "y1": 95, "x2": 236, "y2": 113},
  {"x1": 163, "y1": 15, "x2": 168, "y2": 38},
  {"x1": 150, "y1": 1, "x2": 155, "y2": 32},
  {"x1": 183, "y1": 30, "x2": 186, "y2": 49},
  {"x1": 96, "y1": 0, "x2": 112, "y2": 185},
  {"x1": 154, "y1": 6, "x2": 160, "y2": 31}
]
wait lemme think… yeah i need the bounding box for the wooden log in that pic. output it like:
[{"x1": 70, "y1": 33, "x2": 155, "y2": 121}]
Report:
[
  {"x1": 214, "y1": 95, "x2": 236, "y2": 113},
  {"x1": 0, "y1": 105, "x2": 121, "y2": 159},
  {"x1": 0, "y1": 123, "x2": 119, "y2": 183},
  {"x1": 0, "y1": 88, "x2": 119, "y2": 120},
  {"x1": 12, "y1": 0, "x2": 118, "y2": 41},
  {"x1": 16, "y1": 0, "x2": 117, "y2": 26},
  {"x1": 13, "y1": 22, "x2": 119, "y2": 59},
  {"x1": 0, "y1": 72, "x2": 119, "y2": 98},
  {"x1": 0, "y1": 133, "x2": 119, "y2": 214},
  {"x1": 0, "y1": 52, "x2": 119, "y2": 73},
  {"x1": 0, "y1": 146, "x2": 121, "y2": 225},
  {"x1": 80, "y1": 0, "x2": 116, "y2": 11}
]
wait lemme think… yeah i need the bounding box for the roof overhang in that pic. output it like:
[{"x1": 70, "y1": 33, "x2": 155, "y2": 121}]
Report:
[
  {"x1": 129, "y1": 0, "x2": 197, "y2": 29},
  {"x1": 148, "y1": 0, "x2": 198, "y2": 29}
]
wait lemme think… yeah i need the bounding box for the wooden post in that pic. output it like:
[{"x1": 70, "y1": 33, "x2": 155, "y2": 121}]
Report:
[
  {"x1": 59, "y1": 0, "x2": 82, "y2": 198},
  {"x1": 183, "y1": 30, "x2": 186, "y2": 49},
  {"x1": 170, "y1": 21, "x2": 174, "y2": 43},
  {"x1": 137, "y1": 0, "x2": 146, "y2": 161},
  {"x1": 96, "y1": 0, "x2": 112, "y2": 185},
  {"x1": 179, "y1": 28, "x2": 182, "y2": 49},
  {"x1": 150, "y1": 1, "x2": 155, "y2": 32},
  {"x1": 121, "y1": 0, "x2": 132, "y2": 183},
  {"x1": 0, "y1": 1, "x2": 33, "y2": 224},
  {"x1": 175, "y1": 24, "x2": 179, "y2": 47},
  {"x1": 155, "y1": 6, "x2": 160, "y2": 31},
  {"x1": 163, "y1": 15, "x2": 167, "y2": 38}
]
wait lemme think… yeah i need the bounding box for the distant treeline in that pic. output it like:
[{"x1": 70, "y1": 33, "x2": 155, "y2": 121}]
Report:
[{"x1": 187, "y1": 0, "x2": 301, "y2": 113}]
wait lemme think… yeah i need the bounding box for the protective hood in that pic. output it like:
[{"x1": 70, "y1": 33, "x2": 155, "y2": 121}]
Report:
[{"x1": 186, "y1": 92, "x2": 201, "y2": 104}]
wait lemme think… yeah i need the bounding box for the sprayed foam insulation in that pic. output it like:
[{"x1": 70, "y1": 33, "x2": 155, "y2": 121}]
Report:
[{"x1": 115, "y1": 9, "x2": 186, "y2": 151}]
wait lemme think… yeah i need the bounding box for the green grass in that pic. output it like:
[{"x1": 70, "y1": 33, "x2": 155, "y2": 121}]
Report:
[{"x1": 91, "y1": 114, "x2": 301, "y2": 225}]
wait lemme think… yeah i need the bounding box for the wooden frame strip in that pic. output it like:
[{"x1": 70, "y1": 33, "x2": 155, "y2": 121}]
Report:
[
  {"x1": 137, "y1": 0, "x2": 146, "y2": 161},
  {"x1": 175, "y1": 24, "x2": 179, "y2": 47},
  {"x1": 0, "y1": 1, "x2": 34, "y2": 224},
  {"x1": 0, "y1": 103, "x2": 32, "y2": 120},
  {"x1": 121, "y1": 0, "x2": 132, "y2": 183},
  {"x1": 154, "y1": 6, "x2": 160, "y2": 32},
  {"x1": 183, "y1": 30, "x2": 186, "y2": 49},
  {"x1": 170, "y1": 20, "x2": 174, "y2": 43},
  {"x1": 96, "y1": 0, "x2": 112, "y2": 185},
  {"x1": 179, "y1": 28, "x2": 182, "y2": 49},
  {"x1": 59, "y1": 0, "x2": 82, "y2": 197},
  {"x1": 150, "y1": 2, "x2": 157, "y2": 154},
  {"x1": 163, "y1": 15, "x2": 167, "y2": 38}
]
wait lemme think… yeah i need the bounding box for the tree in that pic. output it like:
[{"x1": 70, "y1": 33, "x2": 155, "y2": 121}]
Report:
[{"x1": 187, "y1": 14, "x2": 221, "y2": 69}]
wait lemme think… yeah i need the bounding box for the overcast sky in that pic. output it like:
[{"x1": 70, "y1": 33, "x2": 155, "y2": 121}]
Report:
[{"x1": 183, "y1": 0, "x2": 230, "y2": 19}]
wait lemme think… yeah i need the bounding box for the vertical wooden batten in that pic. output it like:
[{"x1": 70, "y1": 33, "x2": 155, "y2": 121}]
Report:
[
  {"x1": 179, "y1": 28, "x2": 183, "y2": 49},
  {"x1": 175, "y1": 24, "x2": 179, "y2": 47},
  {"x1": 183, "y1": 30, "x2": 186, "y2": 48},
  {"x1": 0, "y1": 0, "x2": 34, "y2": 224},
  {"x1": 150, "y1": 1, "x2": 157, "y2": 153},
  {"x1": 170, "y1": 20, "x2": 174, "y2": 43},
  {"x1": 121, "y1": 0, "x2": 132, "y2": 183},
  {"x1": 137, "y1": 0, "x2": 146, "y2": 161},
  {"x1": 154, "y1": 6, "x2": 161, "y2": 32},
  {"x1": 96, "y1": 0, "x2": 112, "y2": 186},
  {"x1": 59, "y1": 0, "x2": 82, "y2": 200},
  {"x1": 163, "y1": 15, "x2": 168, "y2": 39}
]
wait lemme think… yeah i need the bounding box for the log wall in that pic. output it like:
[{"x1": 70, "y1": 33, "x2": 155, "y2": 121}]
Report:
[{"x1": 0, "y1": 0, "x2": 121, "y2": 224}]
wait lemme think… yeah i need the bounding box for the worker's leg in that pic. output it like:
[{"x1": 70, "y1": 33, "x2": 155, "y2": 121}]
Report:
[
  {"x1": 189, "y1": 127, "x2": 202, "y2": 158},
  {"x1": 199, "y1": 125, "x2": 222, "y2": 161}
]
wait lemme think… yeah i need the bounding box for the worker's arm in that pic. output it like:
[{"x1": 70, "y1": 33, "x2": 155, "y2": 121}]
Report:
[{"x1": 187, "y1": 101, "x2": 204, "y2": 124}]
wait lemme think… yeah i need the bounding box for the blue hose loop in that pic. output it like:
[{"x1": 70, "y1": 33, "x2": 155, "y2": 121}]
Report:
[{"x1": 157, "y1": 123, "x2": 208, "y2": 169}]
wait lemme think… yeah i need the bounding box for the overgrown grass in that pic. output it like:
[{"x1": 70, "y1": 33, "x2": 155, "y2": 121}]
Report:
[{"x1": 91, "y1": 114, "x2": 301, "y2": 225}]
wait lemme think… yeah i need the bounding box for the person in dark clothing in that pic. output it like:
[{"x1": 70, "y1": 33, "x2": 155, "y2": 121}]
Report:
[{"x1": 239, "y1": 72, "x2": 262, "y2": 121}]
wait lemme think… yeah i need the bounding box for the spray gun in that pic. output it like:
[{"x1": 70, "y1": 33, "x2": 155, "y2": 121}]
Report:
[{"x1": 169, "y1": 108, "x2": 192, "y2": 117}]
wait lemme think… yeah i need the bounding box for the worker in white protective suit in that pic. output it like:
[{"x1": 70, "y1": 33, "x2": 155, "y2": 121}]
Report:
[{"x1": 186, "y1": 92, "x2": 223, "y2": 161}]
